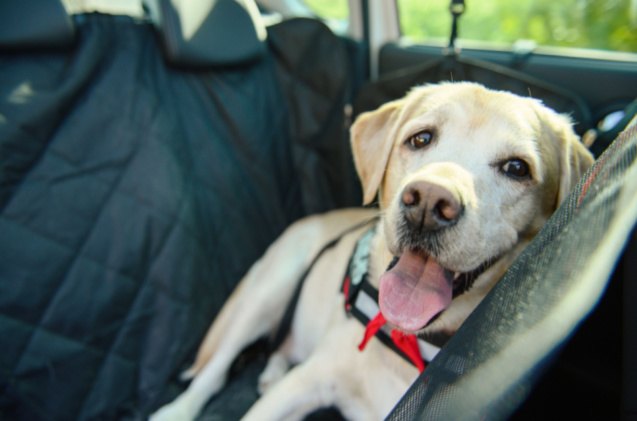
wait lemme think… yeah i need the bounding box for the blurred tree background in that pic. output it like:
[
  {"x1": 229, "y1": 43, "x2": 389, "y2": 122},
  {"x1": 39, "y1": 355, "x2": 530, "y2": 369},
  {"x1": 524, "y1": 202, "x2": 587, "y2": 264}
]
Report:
[{"x1": 305, "y1": 0, "x2": 637, "y2": 53}]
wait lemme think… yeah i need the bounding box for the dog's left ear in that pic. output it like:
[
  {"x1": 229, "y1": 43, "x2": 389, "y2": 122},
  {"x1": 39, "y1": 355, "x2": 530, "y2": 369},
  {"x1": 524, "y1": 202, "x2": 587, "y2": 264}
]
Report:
[
  {"x1": 539, "y1": 107, "x2": 595, "y2": 206},
  {"x1": 350, "y1": 99, "x2": 404, "y2": 205}
]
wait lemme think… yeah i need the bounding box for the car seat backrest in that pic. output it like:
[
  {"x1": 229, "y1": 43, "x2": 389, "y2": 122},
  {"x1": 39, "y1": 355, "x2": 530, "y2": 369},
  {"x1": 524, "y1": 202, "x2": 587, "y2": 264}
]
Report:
[
  {"x1": 147, "y1": 0, "x2": 267, "y2": 67},
  {"x1": 0, "y1": 0, "x2": 265, "y2": 68},
  {"x1": 0, "y1": 0, "x2": 75, "y2": 50}
]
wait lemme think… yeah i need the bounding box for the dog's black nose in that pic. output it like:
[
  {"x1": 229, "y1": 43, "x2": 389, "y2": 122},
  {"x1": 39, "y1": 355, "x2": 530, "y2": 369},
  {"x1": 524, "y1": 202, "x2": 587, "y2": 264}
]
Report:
[{"x1": 401, "y1": 181, "x2": 463, "y2": 231}]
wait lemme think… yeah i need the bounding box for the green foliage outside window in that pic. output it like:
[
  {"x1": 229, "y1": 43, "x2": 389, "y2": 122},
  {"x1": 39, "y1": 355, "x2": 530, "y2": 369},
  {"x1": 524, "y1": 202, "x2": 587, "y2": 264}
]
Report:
[
  {"x1": 398, "y1": 0, "x2": 637, "y2": 53},
  {"x1": 304, "y1": 0, "x2": 637, "y2": 54},
  {"x1": 304, "y1": 0, "x2": 348, "y2": 21}
]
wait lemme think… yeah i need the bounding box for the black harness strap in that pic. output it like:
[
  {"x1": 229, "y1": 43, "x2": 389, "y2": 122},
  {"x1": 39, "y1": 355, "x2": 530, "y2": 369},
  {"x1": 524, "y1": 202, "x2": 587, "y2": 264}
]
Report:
[{"x1": 270, "y1": 217, "x2": 379, "y2": 351}]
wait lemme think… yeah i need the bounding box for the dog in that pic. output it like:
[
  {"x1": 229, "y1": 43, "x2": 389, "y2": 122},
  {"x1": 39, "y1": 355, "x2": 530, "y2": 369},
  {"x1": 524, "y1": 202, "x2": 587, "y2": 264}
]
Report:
[{"x1": 151, "y1": 82, "x2": 594, "y2": 420}]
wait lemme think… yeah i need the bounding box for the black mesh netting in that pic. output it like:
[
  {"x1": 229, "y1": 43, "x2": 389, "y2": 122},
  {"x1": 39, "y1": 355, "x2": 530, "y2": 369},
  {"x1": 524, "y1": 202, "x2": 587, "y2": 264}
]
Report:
[{"x1": 387, "y1": 121, "x2": 637, "y2": 420}]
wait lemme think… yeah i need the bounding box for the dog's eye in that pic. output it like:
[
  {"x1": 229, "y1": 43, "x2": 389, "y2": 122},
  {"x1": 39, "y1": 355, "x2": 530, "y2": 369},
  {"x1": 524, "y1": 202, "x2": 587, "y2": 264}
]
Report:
[
  {"x1": 405, "y1": 130, "x2": 434, "y2": 150},
  {"x1": 500, "y1": 159, "x2": 531, "y2": 180}
]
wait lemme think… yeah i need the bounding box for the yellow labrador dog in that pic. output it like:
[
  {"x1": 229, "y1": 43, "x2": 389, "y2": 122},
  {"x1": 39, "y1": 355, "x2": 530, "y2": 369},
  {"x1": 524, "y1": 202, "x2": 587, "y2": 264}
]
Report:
[{"x1": 151, "y1": 82, "x2": 593, "y2": 420}]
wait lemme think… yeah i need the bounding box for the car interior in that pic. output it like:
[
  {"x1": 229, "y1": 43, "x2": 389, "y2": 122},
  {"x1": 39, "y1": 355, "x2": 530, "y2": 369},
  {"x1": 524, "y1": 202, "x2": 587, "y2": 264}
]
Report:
[{"x1": 1, "y1": 0, "x2": 636, "y2": 419}]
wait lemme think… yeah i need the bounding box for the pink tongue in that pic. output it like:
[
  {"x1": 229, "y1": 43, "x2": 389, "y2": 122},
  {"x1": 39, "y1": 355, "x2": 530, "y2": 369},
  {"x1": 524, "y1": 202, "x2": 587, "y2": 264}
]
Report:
[{"x1": 379, "y1": 250, "x2": 453, "y2": 332}]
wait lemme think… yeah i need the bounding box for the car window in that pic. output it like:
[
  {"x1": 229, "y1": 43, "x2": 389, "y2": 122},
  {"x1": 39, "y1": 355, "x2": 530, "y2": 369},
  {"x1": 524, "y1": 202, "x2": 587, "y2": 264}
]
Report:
[
  {"x1": 398, "y1": 0, "x2": 637, "y2": 54},
  {"x1": 303, "y1": 0, "x2": 349, "y2": 33}
]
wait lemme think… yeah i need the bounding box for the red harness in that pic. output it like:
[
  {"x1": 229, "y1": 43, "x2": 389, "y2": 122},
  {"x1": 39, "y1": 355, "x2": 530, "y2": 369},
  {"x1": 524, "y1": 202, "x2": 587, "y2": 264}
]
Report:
[{"x1": 342, "y1": 228, "x2": 441, "y2": 373}]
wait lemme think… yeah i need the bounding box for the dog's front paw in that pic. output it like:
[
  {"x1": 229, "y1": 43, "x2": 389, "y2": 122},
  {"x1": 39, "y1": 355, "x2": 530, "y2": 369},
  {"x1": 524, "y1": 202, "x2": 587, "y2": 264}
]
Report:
[
  {"x1": 258, "y1": 352, "x2": 290, "y2": 395},
  {"x1": 150, "y1": 398, "x2": 196, "y2": 421}
]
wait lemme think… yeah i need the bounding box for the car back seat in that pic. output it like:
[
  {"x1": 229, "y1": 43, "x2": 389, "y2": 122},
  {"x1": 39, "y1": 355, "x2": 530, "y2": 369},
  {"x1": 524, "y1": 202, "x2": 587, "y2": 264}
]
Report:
[{"x1": 0, "y1": 1, "x2": 362, "y2": 419}]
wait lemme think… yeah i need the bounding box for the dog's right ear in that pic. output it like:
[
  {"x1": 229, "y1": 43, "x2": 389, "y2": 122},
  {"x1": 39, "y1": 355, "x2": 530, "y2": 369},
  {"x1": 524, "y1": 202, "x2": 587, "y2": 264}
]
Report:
[{"x1": 350, "y1": 99, "x2": 403, "y2": 205}]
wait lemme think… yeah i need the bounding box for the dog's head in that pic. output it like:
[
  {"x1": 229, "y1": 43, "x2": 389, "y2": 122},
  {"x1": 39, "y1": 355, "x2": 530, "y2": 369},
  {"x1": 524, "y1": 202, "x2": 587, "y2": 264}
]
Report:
[{"x1": 351, "y1": 82, "x2": 593, "y2": 335}]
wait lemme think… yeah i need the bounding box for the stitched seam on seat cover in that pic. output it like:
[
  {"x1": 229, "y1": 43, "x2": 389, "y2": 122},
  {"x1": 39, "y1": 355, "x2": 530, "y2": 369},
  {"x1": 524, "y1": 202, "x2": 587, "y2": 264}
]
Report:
[
  {"x1": 76, "y1": 206, "x2": 181, "y2": 420},
  {"x1": 7, "y1": 147, "x2": 137, "y2": 416},
  {"x1": 0, "y1": 313, "x2": 143, "y2": 368},
  {"x1": 1, "y1": 215, "x2": 143, "y2": 287},
  {"x1": 0, "y1": 18, "x2": 113, "y2": 215},
  {"x1": 74, "y1": 105, "x2": 203, "y2": 418},
  {"x1": 0, "y1": 315, "x2": 144, "y2": 421},
  {"x1": 2, "y1": 157, "x2": 212, "y2": 291},
  {"x1": 0, "y1": 208, "x2": 196, "y2": 300},
  {"x1": 43, "y1": 133, "x2": 218, "y2": 249}
]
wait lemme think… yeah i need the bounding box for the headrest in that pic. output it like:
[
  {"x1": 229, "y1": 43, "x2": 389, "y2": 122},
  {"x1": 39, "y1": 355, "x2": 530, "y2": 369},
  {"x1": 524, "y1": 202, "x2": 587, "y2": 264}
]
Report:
[
  {"x1": 151, "y1": 0, "x2": 267, "y2": 67},
  {"x1": 0, "y1": 0, "x2": 75, "y2": 50}
]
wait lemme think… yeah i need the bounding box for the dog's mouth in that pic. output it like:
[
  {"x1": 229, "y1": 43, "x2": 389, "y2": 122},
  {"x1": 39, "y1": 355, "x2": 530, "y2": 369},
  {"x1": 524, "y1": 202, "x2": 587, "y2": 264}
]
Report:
[{"x1": 379, "y1": 250, "x2": 491, "y2": 333}]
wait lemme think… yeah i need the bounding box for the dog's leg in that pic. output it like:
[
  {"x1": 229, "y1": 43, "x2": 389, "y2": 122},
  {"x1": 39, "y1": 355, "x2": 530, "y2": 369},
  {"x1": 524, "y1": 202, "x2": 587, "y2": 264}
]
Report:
[
  {"x1": 151, "y1": 209, "x2": 376, "y2": 421},
  {"x1": 242, "y1": 349, "x2": 377, "y2": 421}
]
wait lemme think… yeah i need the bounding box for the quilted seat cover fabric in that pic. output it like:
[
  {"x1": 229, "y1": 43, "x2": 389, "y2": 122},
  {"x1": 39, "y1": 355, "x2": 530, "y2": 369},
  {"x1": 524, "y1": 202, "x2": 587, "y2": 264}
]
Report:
[{"x1": 0, "y1": 14, "x2": 359, "y2": 420}]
